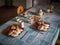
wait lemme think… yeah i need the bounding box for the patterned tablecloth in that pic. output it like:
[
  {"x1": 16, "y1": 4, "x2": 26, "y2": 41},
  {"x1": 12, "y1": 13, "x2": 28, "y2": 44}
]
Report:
[{"x1": 0, "y1": 5, "x2": 60, "y2": 45}]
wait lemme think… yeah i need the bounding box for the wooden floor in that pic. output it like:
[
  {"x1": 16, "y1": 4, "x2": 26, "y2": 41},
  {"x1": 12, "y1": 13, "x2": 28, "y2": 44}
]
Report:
[
  {"x1": 0, "y1": 6, "x2": 17, "y2": 25},
  {"x1": 0, "y1": 6, "x2": 60, "y2": 45}
]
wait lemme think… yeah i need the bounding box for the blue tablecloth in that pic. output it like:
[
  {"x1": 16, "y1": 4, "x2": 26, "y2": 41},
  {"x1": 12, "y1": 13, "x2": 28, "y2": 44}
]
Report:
[{"x1": 0, "y1": 5, "x2": 60, "y2": 45}]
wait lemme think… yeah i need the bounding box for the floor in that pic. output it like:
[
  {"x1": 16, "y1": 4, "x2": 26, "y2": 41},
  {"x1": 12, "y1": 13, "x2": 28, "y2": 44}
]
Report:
[
  {"x1": 0, "y1": 6, "x2": 60, "y2": 45},
  {"x1": 0, "y1": 6, "x2": 17, "y2": 25}
]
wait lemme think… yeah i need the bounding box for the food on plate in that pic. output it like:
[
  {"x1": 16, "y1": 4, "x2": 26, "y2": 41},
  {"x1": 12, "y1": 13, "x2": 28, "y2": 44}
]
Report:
[
  {"x1": 38, "y1": 25, "x2": 45, "y2": 31},
  {"x1": 11, "y1": 25, "x2": 17, "y2": 30},
  {"x1": 38, "y1": 9, "x2": 44, "y2": 17},
  {"x1": 32, "y1": 23, "x2": 39, "y2": 30},
  {"x1": 32, "y1": 20, "x2": 50, "y2": 31},
  {"x1": 38, "y1": 21, "x2": 44, "y2": 25},
  {"x1": 8, "y1": 25, "x2": 23, "y2": 37},
  {"x1": 30, "y1": 16, "x2": 40, "y2": 24},
  {"x1": 2, "y1": 23, "x2": 24, "y2": 37}
]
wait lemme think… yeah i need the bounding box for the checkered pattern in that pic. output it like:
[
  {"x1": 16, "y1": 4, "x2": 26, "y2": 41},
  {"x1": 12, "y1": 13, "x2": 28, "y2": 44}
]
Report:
[{"x1": 0, "y1": 5, "x2": 60, "y2": 45}]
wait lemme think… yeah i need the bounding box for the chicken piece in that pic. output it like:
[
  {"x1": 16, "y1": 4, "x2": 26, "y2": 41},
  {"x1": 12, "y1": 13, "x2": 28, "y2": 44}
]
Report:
[
  {"x1": 38, "y1": 25, "x2": 49, "y2": 31},
  {"x1": 39, "y1": 25, "x2": 45, "y2": 31},
  {"x1": 8, "y1": 25, "x2": 23, "y2": 37},
  {"x1": 32, "y1": 23, "x2": 38, "y2": 30},
  {"x1": 11, "y1": 25, "x2": 16, "y2": 30},
  {"x1": 44, "y1": 24, "x2": 50, "y2": 29},
  {"x1": 16, "y1": 25, "x2": 23, "y2": 32},
  {"x1": 8, "y1": 30, "x2": 18, "y2": 37},
  {"x1": 30, "y1": 16, "x2": 40, "y2": 25},
  {"x1": 38, "y1": 21, "x2": 44, "y2": 25}
]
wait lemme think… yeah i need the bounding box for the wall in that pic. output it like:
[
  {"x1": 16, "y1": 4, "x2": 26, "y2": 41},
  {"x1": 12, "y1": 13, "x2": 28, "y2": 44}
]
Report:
[
  {"x1": 38, "y1": 0, "x2": 48, "y2": 4},
  {"x1": 13, "y1": 0, "x2": 33, "y2": 9},
  {"x1": 33, "y1": 0, "x2": 50, "y2": 6},
  {"x1": 34, "y1": 0, "x2": 38, "y2": 6},
  {"x1": 0, "y1": 0, "x2": 5, "y2": 7},
  {"x1": 13, "y1": 0, "x2": 21, "y2": 7},
  {"x1": 0, "y1": 0, "x2": 51, "y2": 8},
  {"x1": 26, "y1": 0, "x2": 33, "y2": 9},
  {"x1": 13, "y1": 0, "x2": 26, "y2": 8}
]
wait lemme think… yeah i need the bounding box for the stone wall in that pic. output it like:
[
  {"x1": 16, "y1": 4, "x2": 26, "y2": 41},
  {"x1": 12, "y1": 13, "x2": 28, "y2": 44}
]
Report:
[{"x1": 0, "y1": 0, "x2": 5, "y2": 7}]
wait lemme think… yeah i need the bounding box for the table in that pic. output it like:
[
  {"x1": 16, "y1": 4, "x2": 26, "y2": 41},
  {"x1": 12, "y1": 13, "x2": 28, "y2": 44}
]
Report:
[{"x1": 0, "y1": 5, "x2": 60, "y2": 45}]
